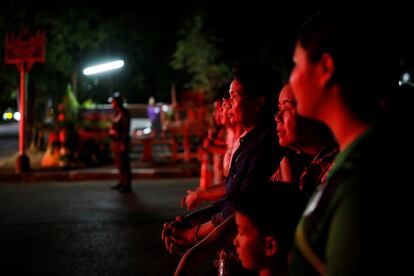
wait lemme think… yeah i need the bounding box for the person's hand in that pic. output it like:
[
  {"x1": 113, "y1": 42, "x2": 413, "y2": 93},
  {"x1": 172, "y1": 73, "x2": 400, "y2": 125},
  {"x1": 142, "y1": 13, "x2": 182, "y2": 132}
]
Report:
[
  {"x1": 161, "y1": 217, "x2": 196, "y2": 254},
  {"x1": 108, "y1": 128, "x2": 117, "y2": 137},
  {"x1": 162, "y1": 221, "x2": 179, "y2": 254},
  {"x1": 167, "y1": 224, "x2": 197, "y2": 251},
  {"x1": 161, "y1": 216, "x2": 185, "y2": 254},
  {"x1": 181, "y1": 190, "x2": 200, "y2": 211}
]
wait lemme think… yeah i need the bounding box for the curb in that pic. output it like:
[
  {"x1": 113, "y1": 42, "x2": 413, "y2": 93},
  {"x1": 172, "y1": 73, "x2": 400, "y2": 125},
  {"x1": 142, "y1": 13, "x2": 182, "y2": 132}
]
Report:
[{"x1": 0, "y1": 167, "x2": 200, "y2": 182}]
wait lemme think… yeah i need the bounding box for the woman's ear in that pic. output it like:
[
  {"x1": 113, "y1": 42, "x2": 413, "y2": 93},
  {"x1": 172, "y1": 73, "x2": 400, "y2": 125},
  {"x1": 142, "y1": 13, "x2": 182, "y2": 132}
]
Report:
[
  {"x1": 318, "y1": 53, "x2": 335, "y2": 87},
  {"x1": 265, "y1": 236, "x2": 278, "y2": 257}
]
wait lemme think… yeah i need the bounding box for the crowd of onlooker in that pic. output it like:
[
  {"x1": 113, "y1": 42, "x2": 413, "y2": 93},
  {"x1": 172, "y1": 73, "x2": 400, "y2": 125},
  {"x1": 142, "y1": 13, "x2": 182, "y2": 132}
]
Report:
[{"x1": 161, "y1": 3, "x2": 413, "y2": 276}]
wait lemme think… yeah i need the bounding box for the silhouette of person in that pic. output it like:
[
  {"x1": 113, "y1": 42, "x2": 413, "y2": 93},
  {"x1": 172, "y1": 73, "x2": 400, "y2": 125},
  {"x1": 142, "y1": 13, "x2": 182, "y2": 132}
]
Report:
[
  {"x1": 163, "y1": 61, "x2": 283, "y2": 275},
  {"x1": 108, "y1": 92, "x2": 132, "y2": 193},
  {"x1": 289, "y1": 4, "x2": 412, "y2": 275},
  {"x1": 147, "y1": 96, "x2": 162, "y2": 137}
]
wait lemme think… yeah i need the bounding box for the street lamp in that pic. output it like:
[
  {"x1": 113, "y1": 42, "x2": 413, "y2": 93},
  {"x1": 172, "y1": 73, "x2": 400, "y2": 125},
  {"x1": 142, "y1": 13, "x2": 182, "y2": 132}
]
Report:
[
  {"x1": 82, "y1": 60, "x2": 124, "y2": 76},
  {"x1": 82, "y1": 59, "x2": 125, "y2": 102}
]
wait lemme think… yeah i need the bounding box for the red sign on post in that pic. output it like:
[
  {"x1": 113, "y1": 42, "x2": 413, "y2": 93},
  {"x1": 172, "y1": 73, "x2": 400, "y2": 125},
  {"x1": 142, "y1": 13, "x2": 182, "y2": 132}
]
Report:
[
  {"x1": 4, "y1": 29, "x2": 46, "y2": 172},
  {"x1": 5, "y1": 30, "x2": 46, "y2": 64}
]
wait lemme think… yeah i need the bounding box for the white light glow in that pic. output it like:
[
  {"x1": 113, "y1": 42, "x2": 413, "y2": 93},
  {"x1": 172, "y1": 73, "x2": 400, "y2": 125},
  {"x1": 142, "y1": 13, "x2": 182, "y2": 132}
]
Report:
[
  {"x1": 83, "y1": 60, "x2": 124, "y2": 75},
  {"x1": 402, "y1": 73, "x2": 410, "y2": 82},
  {"x1": 13, "y1": 112, "x2": 21, "y2": 121},
  {"x1": 143, "y1": 127, "x2": 152, "y2": 135}
]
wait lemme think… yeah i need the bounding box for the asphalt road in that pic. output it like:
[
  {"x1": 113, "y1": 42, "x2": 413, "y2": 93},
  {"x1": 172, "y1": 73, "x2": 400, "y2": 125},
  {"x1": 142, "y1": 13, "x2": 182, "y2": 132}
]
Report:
[
  {"x1": 0, "y1": 122, "x2": 18, "y2": 165},
  {"x1": 0, "y1": 178, "x2": 216, "y2": 276}
]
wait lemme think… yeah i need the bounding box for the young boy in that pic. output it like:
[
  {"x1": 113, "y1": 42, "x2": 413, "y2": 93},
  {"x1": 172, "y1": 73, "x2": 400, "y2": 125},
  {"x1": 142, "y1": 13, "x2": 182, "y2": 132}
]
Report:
[{"x1": 233, "y1": 183, "x2": 301, "y2": 276}]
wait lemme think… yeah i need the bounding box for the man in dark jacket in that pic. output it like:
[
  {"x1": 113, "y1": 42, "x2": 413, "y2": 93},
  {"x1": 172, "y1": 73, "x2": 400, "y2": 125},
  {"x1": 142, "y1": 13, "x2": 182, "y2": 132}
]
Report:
[{"x1": 108, "y1": 92, "x2": 132, "y2": 193}]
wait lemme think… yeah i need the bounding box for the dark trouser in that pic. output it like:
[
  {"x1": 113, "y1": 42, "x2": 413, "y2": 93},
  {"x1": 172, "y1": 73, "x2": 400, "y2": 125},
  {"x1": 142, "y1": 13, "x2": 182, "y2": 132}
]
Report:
[{"x1": 111, "y1": 141, "x2": 131, "y2": 186}]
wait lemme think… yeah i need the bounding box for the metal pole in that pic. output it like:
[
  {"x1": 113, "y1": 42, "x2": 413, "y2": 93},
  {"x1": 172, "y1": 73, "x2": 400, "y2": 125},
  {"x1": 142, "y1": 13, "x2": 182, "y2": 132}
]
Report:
[
  {"x1": 19, "y1": 64, "x2": 25, "y2": 154},
  {"x1": 16, "y1": 63, "x2": 30, "y2": 172}
]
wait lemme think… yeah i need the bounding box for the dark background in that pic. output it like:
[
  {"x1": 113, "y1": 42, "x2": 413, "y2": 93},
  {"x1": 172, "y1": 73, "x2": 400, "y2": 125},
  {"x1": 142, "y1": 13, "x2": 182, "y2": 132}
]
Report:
[{"x1": 0, "y1": 0, "x2": 412, "y2": 108}]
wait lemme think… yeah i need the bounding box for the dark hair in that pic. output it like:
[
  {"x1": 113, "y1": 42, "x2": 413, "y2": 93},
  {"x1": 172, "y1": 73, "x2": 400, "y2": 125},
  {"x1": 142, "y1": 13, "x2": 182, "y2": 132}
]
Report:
[
  {"x1": 216, "y1": 82, "x2": 231, "y2": 101},
  {"x1": 297, "y1": 4, "x2": 401, "y2": 123},
  {"x1": 296, "y1": 116, "x2": 335, "y2": 146},
  {"x1": 232, "y1": 61, "x2": 282, "y2": 119},
  {"x1": 234, "y1": 182, "x2": 302, "y2": 255},
  {"x1": 113, "y1": 96, "x2": 123, "y2": 104},
  {"x1": 109, "y1": 92, "x2": 125, "y2": 105}
]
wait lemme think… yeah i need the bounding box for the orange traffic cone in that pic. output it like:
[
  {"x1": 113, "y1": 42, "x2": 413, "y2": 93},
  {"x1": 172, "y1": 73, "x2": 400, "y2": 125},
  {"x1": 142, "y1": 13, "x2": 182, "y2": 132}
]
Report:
[{"x1": 199, "y1": 150, "x2": 212, "y2": 190}]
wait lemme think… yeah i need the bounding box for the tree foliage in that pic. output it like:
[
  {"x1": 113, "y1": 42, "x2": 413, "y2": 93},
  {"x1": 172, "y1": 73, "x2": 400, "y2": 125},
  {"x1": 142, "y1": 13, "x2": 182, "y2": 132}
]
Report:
[
  {"x1": 171, "y1": 16, "x2": 231, "y2": 102},
  {"x1": 0, "y1": 1, "x2": 187, "y2": 113}
]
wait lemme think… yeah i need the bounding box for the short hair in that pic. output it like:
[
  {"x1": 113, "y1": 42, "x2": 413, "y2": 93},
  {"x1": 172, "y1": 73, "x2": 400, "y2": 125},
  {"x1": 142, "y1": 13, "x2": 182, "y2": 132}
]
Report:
[
  {"x1": 234, "y1": 182, "x2": 302, "y2": 254},
  {"x1": 232, "y1": 61, "x2": 283, "y2": 119},
  {"x1": 108, "y1": 92, "x2": 125, "y2": 105}
]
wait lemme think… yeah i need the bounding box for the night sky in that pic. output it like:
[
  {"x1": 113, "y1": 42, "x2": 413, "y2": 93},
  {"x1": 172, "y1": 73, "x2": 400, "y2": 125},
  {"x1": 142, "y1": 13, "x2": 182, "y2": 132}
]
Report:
[
  {"x1": 1, "y1": 0, "x2": 331, "y2": 63},
  {"x1": 1, "y1": 0, "x2": 412, "y2": 65},
  {"x1": 1, "y1": 0, "x2": 413, "y2": 104}
]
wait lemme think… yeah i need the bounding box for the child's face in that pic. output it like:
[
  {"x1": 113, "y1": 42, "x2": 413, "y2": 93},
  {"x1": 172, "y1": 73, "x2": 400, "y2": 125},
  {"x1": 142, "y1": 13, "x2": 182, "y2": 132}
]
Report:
[{"x1": 233, "y1": 212, "x2": 267, "y2": 270}]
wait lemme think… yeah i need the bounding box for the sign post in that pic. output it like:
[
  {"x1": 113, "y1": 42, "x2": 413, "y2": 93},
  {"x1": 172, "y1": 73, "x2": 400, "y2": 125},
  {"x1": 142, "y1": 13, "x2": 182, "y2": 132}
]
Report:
[{"x1": 5, "y1": 30, "x2": 46, "y2": 172}]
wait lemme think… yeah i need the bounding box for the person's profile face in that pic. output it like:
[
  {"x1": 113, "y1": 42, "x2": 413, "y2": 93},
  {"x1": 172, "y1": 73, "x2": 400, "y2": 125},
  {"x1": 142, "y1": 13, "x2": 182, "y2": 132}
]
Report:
[
  {"x1": 213, "y1": 100, "x2": 223, "y2": 126},
  {"x1": 220, "y1": 98, "x2": 231, "y2": 126},
  {"x1": 289, "y1": 42, "x2": 322, "y2": 120},
  {"x1": 233, "y1": 212, "x2": 266, "y2": 270},
  {"x1": 276, "y1": 85, "x2": 298, "y2": 147},
  {"x1": 228, "y1": 79, "x2": 257, "y2": 128}
]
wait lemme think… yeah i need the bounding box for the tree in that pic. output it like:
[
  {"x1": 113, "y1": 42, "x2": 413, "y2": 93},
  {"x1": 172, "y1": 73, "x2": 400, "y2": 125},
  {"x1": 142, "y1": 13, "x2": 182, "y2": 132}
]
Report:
[{"x1": 171, "y1": 16, "x2": 231, "y2": 102}]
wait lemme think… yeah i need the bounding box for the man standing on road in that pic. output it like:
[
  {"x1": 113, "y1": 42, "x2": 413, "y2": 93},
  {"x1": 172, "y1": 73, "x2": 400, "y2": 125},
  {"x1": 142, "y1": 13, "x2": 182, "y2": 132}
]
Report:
[{"x1": 108, "y1": 92, "x2": 132, "y2": 193}]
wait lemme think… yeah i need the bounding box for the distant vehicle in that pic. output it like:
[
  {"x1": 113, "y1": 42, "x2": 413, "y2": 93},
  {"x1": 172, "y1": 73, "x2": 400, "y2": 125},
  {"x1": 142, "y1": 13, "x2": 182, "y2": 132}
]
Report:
[{"x1": 2, "y1": 108, "x2": 20, "y2": 121}]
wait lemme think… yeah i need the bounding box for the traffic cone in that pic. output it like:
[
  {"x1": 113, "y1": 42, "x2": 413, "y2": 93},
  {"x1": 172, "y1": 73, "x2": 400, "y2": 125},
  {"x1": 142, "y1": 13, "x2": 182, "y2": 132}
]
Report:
[{"x1": 199, "y1": 150, "x2": 212, "y2": 190}]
